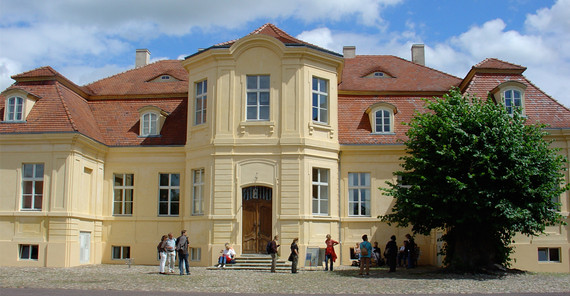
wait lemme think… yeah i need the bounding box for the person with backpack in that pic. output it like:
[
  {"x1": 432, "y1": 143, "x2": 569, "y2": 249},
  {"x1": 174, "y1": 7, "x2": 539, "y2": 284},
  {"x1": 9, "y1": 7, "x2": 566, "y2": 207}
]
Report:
[
  {"x1": 268, "y1": 235, "x2": 280, "y2": 273},
  {"x1": 157, "y1": 235, "x2": 167, "y2": 274},
  {"x1": 384, "y1": 235, "x2": 398, "y2": 272},
  {"x1": 359, "y1": 234, "x2": 372, "y2": 276},
  {"x1": 176, "y1": 230, "x2": 190, "y2": 275}
]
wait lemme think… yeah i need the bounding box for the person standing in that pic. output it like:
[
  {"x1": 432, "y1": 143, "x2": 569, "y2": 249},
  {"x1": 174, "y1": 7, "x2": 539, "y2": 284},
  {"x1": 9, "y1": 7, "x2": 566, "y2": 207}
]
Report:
[
  {"x1": 384, "y1": 235, "x2": 398, "y2": 272},
  {"x1": 157, "y1": 235, "x2": 167, "y2": 274},
  {"x1": 324, "y1": 234, "x2": 339, "y2": 271},
  {"x1": 290, "y1": 238, "x2": 299, "y2": 273},
  {"x1": 359, "y1": 234, "x2": 372, "y2": 276},
  {"x1": 176, "y1": 230, "x2": 190, "y2": 275},
  {"x1": 269, "y1": 235, "x2": 280, "y2": 273},
  {"x1": 164, "y1": 232, "x2": 177, "y2": 273},
  {"x1": 405, "y1": 233, "x2": 416, "y2": 268}
]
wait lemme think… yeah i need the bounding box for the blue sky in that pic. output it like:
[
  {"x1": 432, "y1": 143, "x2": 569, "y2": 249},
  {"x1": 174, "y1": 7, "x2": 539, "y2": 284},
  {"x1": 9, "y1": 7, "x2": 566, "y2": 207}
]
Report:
[{"x1": 1, "y1": 0, "x2": 569, "y2": 107}]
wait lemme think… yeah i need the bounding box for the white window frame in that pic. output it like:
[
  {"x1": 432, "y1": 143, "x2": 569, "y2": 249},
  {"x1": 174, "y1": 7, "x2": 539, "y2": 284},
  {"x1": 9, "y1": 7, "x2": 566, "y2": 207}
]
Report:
[
  {"x1": 374, "y1": 109, "x2": 393, "y2": 133},
  {"x1": 111, "y1": 246, "x2": 131, "y2": 260},
  {"x1": 5, "y1": 96, "x2": 24, "y2": 122},
  {"x1": 19, "y1": 244, "x2": 39, "y2": 260},
  {"x1": 158, "y1": 173, "x2": 180, "y2": 216},
  {"x1": 21, "y1": 163, "x2": 44, "y2": 211},
  {"x1": 312, "y1": 168, "x2": 329, "y2": 215},
  {"x1": 246, "y1": 75, "x2": 270, "y2": 121},
  {"x1": 190, "y1": 247, "x2": 201, "y2": 261},
  {"x1": 195, "y1": 80, "x2": 207, "y2": 125},
  {"x1": 348, "y1": 172, "x2": 371, "y2": 216},
  {"x1": 192, "y1": 168, "x2": 204, "y2": 215},
  {"x1": 538, "y1": 247, "x2": 560, "y2": 263},
  {"x1": 504, "y1": 89, "x2": 522, "y2": 115},
  {"x1": 141, "y1": 112, "x2": 158, "y2": 136},
  {"x1": 113, "y1": 173, "x2": 134, "y2": 215},
  {"x1": 312, "y1": 77, "x2": 328, "y2": 124}
]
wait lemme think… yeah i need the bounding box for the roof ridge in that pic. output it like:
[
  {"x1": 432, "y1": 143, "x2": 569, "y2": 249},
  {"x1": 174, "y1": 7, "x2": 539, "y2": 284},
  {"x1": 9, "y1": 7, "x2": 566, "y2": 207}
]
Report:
[
  {"x1": 54, "y1": 83, "x2": 79, "y2": 131},
  {"x1": 475, "y1": 58, "x2": 526, "y2": 69},
  {"x1": 388, "y1": 55, "x2": 463, "y2": 80}
]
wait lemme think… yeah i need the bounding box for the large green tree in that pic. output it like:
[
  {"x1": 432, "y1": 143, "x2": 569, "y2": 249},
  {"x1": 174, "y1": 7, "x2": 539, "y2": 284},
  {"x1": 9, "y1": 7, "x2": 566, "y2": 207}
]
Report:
[{"x1": 382, "y1": 88, "x2": 567, "y2": 271}]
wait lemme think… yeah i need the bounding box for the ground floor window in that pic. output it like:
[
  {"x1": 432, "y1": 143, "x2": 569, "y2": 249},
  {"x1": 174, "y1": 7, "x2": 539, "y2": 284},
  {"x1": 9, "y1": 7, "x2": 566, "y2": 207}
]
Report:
[
  {"x1": 19, "y1": 244, "x2": 38, "y2": 260},
  {"x1": 538, "y1": 247, "x2": 560, "y2": 262},
  {"x1": 190, "y1": 247, "x2": 201, "y2": 261},
  {"x1": 112, "y1": 246, "x2": 131, "y2": 260}
]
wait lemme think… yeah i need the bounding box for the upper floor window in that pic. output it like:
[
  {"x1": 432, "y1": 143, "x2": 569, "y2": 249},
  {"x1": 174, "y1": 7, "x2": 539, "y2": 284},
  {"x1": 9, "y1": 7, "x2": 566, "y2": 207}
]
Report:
[
  {"x1": 504, "y1": 89, "x2": 522, "y2": 115},
  {"x1": 141, "y1": 112, "x2": 158, "y2": 136},
  {"x1": 312, "y1": 168, "x2": 329, "y2": 215},
  {"x1": 195, "y1": 80, "x2": 207, "y2": 125},
  {"x1": 246, "y1": 75, "x2": 270, "y2": 121},
  {"x1": 6, "y1": 96, "x2": 24, "y2": 121},
  {"x1": 158, "y1": 173, "x2": 180, "y2": 216},
  {"x1": 22, "y1": 163, "x2": 44, "y2": 210},
  {"x1": 374, "y1": 109, "x2": 392, "y2": 133},
  {"x1": 312, "y1": 77, "x2": 328, "y2": 124},
  {"x1": 348, "y1": 172, "x2": 371, "y2": 216},
  {"x1": 113, "y1": 173, "x2": 134, "y2": 215}
]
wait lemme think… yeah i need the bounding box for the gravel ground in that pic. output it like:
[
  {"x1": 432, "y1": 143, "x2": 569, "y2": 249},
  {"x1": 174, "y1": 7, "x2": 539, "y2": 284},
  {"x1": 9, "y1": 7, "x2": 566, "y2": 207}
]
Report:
[{"x1": 0, "y1": 264, "x2": 569, "y2": 295}]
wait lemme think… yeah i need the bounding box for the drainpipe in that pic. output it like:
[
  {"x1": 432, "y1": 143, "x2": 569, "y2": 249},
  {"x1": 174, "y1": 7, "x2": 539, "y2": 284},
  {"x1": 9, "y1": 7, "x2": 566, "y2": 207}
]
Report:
[{"x1": 337, "y1": 151, "x2": 342, "y2": 264}]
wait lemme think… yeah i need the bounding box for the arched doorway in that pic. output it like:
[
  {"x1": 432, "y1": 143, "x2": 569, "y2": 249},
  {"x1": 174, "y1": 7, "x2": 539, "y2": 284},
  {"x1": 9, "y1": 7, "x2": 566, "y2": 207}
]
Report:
[{"x1": 242, "y1": 186, "x2": 272, "y2": 254}]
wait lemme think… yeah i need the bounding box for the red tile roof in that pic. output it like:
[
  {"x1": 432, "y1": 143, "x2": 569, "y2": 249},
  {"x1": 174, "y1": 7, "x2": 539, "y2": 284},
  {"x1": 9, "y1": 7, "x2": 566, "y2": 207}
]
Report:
[
  {"x1": 217, "y1": 23, "x2": 310, "y2": 47},
  {"x1": 474, "y1": 58, "x2": 526, "y2": 71},
  {"x1": 340, "y1": 56, "x2": 462, "y2": 93},
  {"x1": 85, "y1": 60, "x2": 188, "y2": 97}
]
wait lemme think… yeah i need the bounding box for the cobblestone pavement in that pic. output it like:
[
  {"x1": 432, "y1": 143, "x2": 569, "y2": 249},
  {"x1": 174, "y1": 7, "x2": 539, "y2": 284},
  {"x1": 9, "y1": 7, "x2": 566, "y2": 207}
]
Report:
[{"x1": 0, "y1": 264, "x2": 569, "y2": 295}]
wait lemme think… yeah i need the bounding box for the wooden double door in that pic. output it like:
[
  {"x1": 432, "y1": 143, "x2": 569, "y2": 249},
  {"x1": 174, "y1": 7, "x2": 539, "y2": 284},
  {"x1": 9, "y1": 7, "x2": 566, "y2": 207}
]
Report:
[{"x1": 242, "y1": 186, "x2": 272, "y2": 254}]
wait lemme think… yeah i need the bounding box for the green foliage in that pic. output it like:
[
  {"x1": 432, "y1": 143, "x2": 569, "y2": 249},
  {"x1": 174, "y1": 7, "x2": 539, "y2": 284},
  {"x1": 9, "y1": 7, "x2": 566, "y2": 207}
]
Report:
[{"x1": 381, "y1": 88, "x2": 567, "y2": 270}]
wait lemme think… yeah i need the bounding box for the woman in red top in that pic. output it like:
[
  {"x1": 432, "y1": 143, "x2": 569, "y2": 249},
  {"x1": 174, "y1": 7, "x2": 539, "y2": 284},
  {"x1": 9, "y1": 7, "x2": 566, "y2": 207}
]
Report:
[{"x1": 324, "y1": 234, "x2": 339, "y2": 271}]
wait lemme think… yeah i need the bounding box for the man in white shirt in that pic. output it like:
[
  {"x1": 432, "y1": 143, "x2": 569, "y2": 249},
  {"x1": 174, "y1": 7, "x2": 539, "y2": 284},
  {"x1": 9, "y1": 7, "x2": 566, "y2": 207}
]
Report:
[{"x1": 164, "y1": 232, "x2": 177, "y2": 273}]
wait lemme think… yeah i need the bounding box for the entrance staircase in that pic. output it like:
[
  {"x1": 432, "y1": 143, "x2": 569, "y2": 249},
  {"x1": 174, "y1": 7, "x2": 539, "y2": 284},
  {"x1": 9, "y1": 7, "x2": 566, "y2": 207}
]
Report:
[{"x1": 208, "y1": 254, "x2": 292, "y2": 271}]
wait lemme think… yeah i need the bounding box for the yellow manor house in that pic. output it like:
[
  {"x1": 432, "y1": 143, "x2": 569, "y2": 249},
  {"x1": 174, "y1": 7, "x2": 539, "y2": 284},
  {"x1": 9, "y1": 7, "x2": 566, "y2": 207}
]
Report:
[{"x1": 0, "y1": 24, "x2": 569, "y2": 272}]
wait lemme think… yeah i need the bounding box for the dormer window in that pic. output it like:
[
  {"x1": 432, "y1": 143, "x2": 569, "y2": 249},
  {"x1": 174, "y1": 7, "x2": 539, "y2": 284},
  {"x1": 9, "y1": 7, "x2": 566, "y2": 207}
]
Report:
[
  {"x1": 6, "y1": 96, "x2": 24, "y2": 121},
  {"x1": 490, "y1": 81, "x2": 526, "y2": 115},
  {"x1": 141, "y1": 112, "x2": 158, "y2": 136},
  {"x1": 363, "y1": 71, "x2": 393, "y2": 78},
  {"x1": 148, "y1": 74, "x2": 180, "y2": 82},
  {"x1": 504, "y1": 89, "x2": 522, "y2": 115},
  {"x1": 138, "y1": 106, "x2": 168, "y2": 137},
  {"x1": 374, "y1": 72, "x2": 384, "y2": 77},
  {"x1": 366, "y1": 102, "x2": 397, "y2": 134}
]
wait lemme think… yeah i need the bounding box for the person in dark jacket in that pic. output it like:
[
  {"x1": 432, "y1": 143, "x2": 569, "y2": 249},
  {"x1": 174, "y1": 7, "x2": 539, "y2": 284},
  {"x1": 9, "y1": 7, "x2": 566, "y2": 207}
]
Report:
[
  {"x1": 176, "y1": 230, "x2": 190, "y2": 275},
  {"x1": 269, "y1": 235, "x2": 280, "y2": 273},
  {"x1": 384, "y1": 235, "x2": 398, "y2": 272},
  {"x1": 290, "y1": 238, "x2": 299, "y2": 273}
]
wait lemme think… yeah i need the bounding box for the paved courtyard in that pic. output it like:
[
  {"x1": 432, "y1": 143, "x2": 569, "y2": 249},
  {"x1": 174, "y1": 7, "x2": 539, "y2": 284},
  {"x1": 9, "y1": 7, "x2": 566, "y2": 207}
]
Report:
[{"x1": 0, "y1": 264, "x2": 569, "y2": 295}]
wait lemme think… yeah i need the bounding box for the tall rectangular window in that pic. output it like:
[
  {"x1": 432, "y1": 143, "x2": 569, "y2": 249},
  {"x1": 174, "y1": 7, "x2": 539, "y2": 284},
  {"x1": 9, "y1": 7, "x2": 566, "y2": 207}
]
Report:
[
  {"x1": 113, "y1": 174, "x2": 134, "y2": 215},
  {"x1": 312, "y1": 77, "x2": 328, "y2": 124},
  {"x1": 348, "y1": 173, "x2": 371, "y2": 216},
  {"x1": 195, "y1": 80, "x2": 207, "y2": 125},
  {"x1": 112, "y1": 246, "x2": 130, "y2": 260},
  {"x1": 6, "y1": 97, "x2": 24, "y2": 121},
  {"x1": 192, "y1": 168, "x2": 204, "y2": 215},
  {"x1": 538, "y1": 247, "x2": 560, "y2": 262},
  {"x1": 312, "y1": 168, "x2": 329, "y2": 215},
  {"x1": 19, "y1": 244, "x2": 39, "y2": 260},
  {"x1": 374, "y1": 109, "x2": 392, "y2": 133},
  {"x1": 22, "y1": 163, "x2": 44, "y2": 210},
  {"x1": 246, "y1": 75, "x2": 270, "y2": 120},
  {"x1": 141, "y1": 112, "x2": 158, "y2": 136},
  {"x1": 159, "y1": 173, "x2": 180, "y2": 216}
]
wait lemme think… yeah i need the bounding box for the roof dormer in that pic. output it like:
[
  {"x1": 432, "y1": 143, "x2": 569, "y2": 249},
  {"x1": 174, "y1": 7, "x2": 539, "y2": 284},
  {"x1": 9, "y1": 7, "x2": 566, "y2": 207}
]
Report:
[
  {"x1": 138, "y1": 106, "x2": 169, "y2": 137},
  {"x1": 2, "y1": 89, "x2": 41, "y2": 122}
]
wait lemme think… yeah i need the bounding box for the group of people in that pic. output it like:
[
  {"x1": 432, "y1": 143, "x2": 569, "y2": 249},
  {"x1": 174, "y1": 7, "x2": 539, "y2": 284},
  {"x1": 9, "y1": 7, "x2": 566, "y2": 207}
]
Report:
[
  {"x1": 348, "y1": 233, "x2": 418, "y2": 275},
  {"x1": 157, "y1": 230, "x2": 190, "y2": 275}
]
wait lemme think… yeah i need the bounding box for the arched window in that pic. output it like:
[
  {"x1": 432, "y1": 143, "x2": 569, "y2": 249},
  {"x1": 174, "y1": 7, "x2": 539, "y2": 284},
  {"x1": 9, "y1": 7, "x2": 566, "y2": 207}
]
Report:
[
  {"x1": 141, "y1": 112, "x2": 158, "y2": 136},
  {"x1": 491, "y1": 81, "x2": 526, "y2": 116}
]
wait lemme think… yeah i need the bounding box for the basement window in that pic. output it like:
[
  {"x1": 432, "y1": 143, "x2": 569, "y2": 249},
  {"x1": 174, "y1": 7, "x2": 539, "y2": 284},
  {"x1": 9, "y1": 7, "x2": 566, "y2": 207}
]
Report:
[{"x1": 538, "y1": 247, "x2": 560, "y2": 262}]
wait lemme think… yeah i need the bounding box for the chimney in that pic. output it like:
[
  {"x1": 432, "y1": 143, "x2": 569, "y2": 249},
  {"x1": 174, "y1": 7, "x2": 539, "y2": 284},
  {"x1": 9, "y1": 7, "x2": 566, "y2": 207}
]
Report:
[
  {"x1": 411, "y1": 44, "x2": 425, "y2": 66},
  {"x1": 135, "y1": 49, "x2": 150, "y2": 68},
  {"x1": 343, "y1": 46, "x2": 356, "y2": 58}
]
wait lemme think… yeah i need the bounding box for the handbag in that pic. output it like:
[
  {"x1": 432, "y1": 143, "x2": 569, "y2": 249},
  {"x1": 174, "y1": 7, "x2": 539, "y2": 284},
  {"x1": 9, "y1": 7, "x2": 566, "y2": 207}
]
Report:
[{"x1": 288, "y1": 253, "x2": 294, "y2": 261}]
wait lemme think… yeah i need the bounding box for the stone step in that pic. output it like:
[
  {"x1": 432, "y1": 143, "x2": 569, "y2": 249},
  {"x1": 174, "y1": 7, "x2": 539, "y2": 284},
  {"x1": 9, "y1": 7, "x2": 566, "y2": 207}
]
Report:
[{"x1": 207, "y1": 255, "x2": 292, "y2": 271}]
